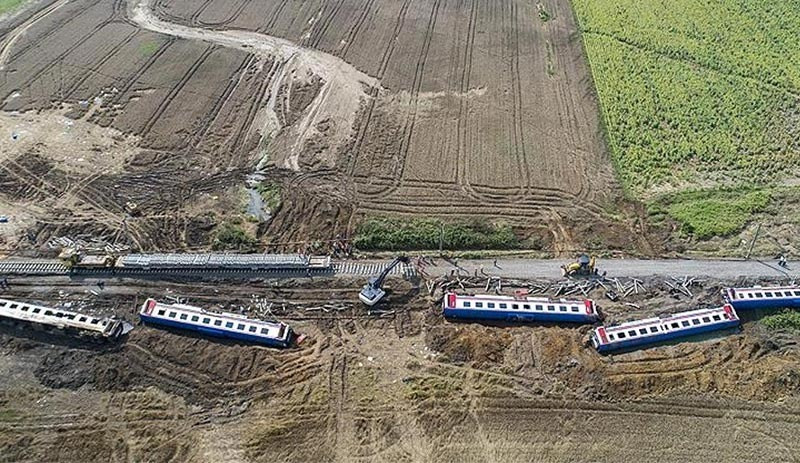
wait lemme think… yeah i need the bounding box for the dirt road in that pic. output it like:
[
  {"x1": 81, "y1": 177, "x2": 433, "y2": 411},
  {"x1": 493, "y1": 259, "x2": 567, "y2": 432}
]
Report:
[{"x1": 428, "y1": 257, "x2": 798, "y2": 279}]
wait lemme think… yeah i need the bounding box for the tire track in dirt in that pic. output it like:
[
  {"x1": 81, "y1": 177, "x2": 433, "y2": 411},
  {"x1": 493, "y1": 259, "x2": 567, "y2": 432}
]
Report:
[
  {"x1": 259, "y1": 0, "x2": 290, "y2": 33},
  {"x1": 229, "y1": 58, "x2": 280, "y2": 158},
  {"x1": 139, "y1": 45, "x2": 215, "y2": 138},
  {"x1": 62, "y1": 27, "x2": 140, "y2": 98},
  {"x1": 2, "y1": 0, "x2": 99, "y2": 67},
  {"x1": 183, "y1": 53, "x2": 253, "y2": 154},
  {"x1": 100, "y1": 37, "x2": 175, "y2": 110},
  {"x1": 343, "y1": 0, "x2": 412, "y2": 181},
  {"x1": 357, "y1": 0, "x2": 441, "y2": 197},
  {"x1": 188, "y1": 0, "x2": 215, "y2": 27},
  {"x1": 0, "y1": 0, "x2": 71, "y2": 70},
  {"x1": 12, "y1": 13, "x2": 118, "y2": 92},
  {"x1": 196, "y1": 0, "x2": 249, "y2": 28},
  {"x1": 309, "y1": 0, "x2": 346, "y2": 50},
  {"x1": 339, "y1": 0, "x2": 376, "y2": 59}
]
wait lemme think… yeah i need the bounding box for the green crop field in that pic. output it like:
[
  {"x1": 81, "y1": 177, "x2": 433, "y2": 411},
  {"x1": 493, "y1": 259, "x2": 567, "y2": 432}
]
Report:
[
  {"x1": 572, "y1": 1, "x2": 800, "y2": 201},
  {"x1": 0, "y1": 0, "x2": 25, "y2": 15}
]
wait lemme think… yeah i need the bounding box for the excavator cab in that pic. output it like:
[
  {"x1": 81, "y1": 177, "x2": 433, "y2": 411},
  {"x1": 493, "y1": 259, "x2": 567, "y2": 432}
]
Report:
[
  {"x1": 359, "y1": 256, "x2": 409, "y2": 306},
  {"x1": 561, "y1": 254, "x2": 598, "y2": 278}
]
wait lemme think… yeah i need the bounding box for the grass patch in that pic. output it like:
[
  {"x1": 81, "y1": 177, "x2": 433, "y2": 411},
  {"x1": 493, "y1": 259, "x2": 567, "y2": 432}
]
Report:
[
  {"x1": 256, "y1": 182, "x2": 282, "y2": 211},
  {"x1": 212, "y1": 222, "x2": 259, "y2": 251},
  {"x1": 0, "y1": 0, "x2": 25, "y2": 15},
  {"x1": 353, "y1": 217, "x2": 520, "y2": 251},
  {"x1": 138, "y1": 41, "x2": 160, "y2": 57},
  {"x1": 537, "y1": 3, "x2": 551, "y2": 22},
  {"x1": 762, "y1": 310, "x2": 800, "y2": 332},
  {"x1": 649, "y1": 187, "x2": 770, "y2": 239}
]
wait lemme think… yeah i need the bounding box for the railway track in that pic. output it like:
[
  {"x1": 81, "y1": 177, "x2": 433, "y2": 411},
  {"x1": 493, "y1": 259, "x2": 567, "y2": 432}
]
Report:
[{"x1": 0, "y1": 259, "x2": 417, "y2": 278}]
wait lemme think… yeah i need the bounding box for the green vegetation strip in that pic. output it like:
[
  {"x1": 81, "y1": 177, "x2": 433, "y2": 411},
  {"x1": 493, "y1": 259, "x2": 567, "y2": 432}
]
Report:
[
  {"x1": 0, "y1": 0, "x2": 25, "y2": 15},
  {"x1": 353, "y1": 217, "x2": 519, "y2": 251},
  {"x1": 762, "y1": 310, "x2": 800, "y2": 332},
  {"x1": 572, "y1": 0, "x2": 800, "y2": 197},
  {"x1": 648, "y1": 187, "x2": 770, "y2": 239}
]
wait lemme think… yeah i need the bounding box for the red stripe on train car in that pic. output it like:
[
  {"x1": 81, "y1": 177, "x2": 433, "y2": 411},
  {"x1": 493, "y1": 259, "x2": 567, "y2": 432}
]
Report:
[
  {"x1": 145, "y1": 299, "x2": 156, "y2": 314},
  {"x1": 584, "y1": 299, "x2": 594, "y2": 314},
  {"x1": 597, "y1": 327, "x2": 608, "y2": 343},
  {"x1": 723, "y1": 304, "x2": 737, "y2": 320},
  {"x1": 447, "y1": 293, "x2": 457, "y2": 309}
]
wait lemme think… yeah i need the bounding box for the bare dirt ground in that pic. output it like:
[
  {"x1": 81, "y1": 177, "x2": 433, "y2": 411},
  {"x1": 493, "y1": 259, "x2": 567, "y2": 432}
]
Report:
[
  {"x1": 1, "y1": 274, "x2": 799, "y2": 462},
  {"x1": 0, "y1": 0, "x2": 651, "y2": 254}
]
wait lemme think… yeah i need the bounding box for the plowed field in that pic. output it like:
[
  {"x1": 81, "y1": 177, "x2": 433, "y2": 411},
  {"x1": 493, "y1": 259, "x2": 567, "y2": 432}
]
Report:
[{"x1": 0, "y1": 0, "x2": 647, "y2": 254}]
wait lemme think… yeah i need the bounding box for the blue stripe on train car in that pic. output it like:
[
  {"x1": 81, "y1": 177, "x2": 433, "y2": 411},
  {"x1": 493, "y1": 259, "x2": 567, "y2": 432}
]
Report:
[
  {"x1": 443, "y1": 308, "x2": 596, "y2": 324},
  {"x1": 596, "y1": 319, "x2": 739, "y2": 353},
  {"x1": 728, "y1": 298, "x2": 800, "y2": 311},
  {"x1": 140, "y1": 314, "x2": 291, "y2": 348}
]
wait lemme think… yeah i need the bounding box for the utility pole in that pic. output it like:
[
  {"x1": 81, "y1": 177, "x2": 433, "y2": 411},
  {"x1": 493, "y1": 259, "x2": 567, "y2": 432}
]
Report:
[
  {"x1": 438, "y1": 222, "x2": 444, "y2": 256},
  {"x1": 745, "y1": 222, "x2": 761, "y2": 260}
]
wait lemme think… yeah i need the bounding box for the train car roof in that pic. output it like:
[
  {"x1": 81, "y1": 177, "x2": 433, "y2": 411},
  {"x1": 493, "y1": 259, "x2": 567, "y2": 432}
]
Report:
[
  {"x1": 142, "y1": 300, "x2": 288, "y2": 337},
  {"x1": 451, "y1": 293, "x2": 587, "y2": 304},
  {"x1": 602, "y1": 306, "x2": 731, "y2": 333},
  {"x1": 0, "y1": 298, "x2": 116, "y2": 335}
]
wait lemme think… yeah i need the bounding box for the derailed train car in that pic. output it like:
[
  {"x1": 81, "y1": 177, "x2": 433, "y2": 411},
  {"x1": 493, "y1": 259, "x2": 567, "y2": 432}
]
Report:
[
  {"x1": 442, "y1": 292, "x2": 600, "y2": 324},
  {"x1": 139, "y1": 299, "x2": 295, "y2": 348},
  {"x1": 0, "y1": 298, "x2": 132, "y2": 341},
  {"x1": 591, "y1": 305, "x2": 739, "y2": 353},
  {"x1": 722, "y1": 285, "x2": 800, "y2": 311}
]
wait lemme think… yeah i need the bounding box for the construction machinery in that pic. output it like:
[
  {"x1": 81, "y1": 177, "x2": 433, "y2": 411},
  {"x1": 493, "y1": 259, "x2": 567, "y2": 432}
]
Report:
[
  {"x1": 359, "y1": 256, "x2": 409, "y2": 306},
  {"x1": 561, "y1": 254, "x2": 598, "y2": 278}
]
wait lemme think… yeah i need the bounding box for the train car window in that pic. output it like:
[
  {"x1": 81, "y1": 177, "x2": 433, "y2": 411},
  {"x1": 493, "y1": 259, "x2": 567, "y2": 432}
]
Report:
[
  {"x1": 202, "y1": 318, "x2": 211, "y2": 324},
  {"x1": 692, "y1": 319, "x2": 700, "y2": 325},
  {"x1": 475, "y1": 302, "x2": 483, "y2": 308},
  {"x1": 214, "y1": 320, "x2": 222, "y2": 326},
  {"x1": 754, "y1": 292, "x2": 763, "y2": 297},
  {"x1": 649, "y1": 327, "x2": 659, "y2": 333},
  {"x1": 524, "y1": 304, "x2": 531, "y2": 310},
  {"x1": 79, "y1": 317, "x2": 87, "y2": 322},
  {"x1": 628, "y1": 330, "x2": 636, "y2": 337},
  {"x1": 168, "y1": 312, "x2": 177, "y2": 318},
  {"x1": 712, "y1": 315, "x2": 721, "y2": 321},
  {"x1": 702, "y1": 317, "x2": 710, "y2": 323},
  {"x1": 179, "y1": 314, "x2": 188, "y2": 320},
  {"x1": 44, "y1": 310, "x2": 53, "y2": 316},
  {"x1": 157, "y1": 310, "x2": 166, "y2": 316},
  {"x1": 571, "y1": 307, "x2": 579, "y2": 312},
  {"x1": 0, "y1": 302, "x2": 5, "y2": 306},
  {"x1": 9, "y1": 304, "x2": 17, "y2": 309},
  {"x1": 260, "y1": 328, "x2": 269, "y2": 335},
  {"x1": 225, "y1": 322, "x2": 234, "y2": 328},
  {"x1": 512, "y1": 304, "x2": 519, "y2": 310},
  {"x1": 66, "y1": 315, "x2": 75, "y2": 320},
  {"x1": 463, "y1": 302, "x2": 471, "y2": 308},
  {"x1": 21, "y1": 307, "x2": 28, "y2": 311},
  {"x1": 487, "y1": 303, "x2": 495, "y2": 308},
  {"x1": 499, "y1": 303, "x2": 507, "y2": 309},
  {"x1": 535, "y1": 305, "x2": 543, "y2": 310},
  {"x1": 91, "y1": 319, "x2": 99, "y2": 324},
  {"x1": 671, "y1": 322, "x2": 679, "y2": 329},
  {"x1": 32, "y1": 308, "x2": 41, "y2": 313},
  {"x1": 681, "y1": 320, "x2": 690, "y2": 327},
  {"x1": 765, "y1": 292, "x2": 773, "y2": 297},
  {"x1": 249, "y1": 326, "x2": 257, "y2": 333},
  {"x1": 191, "y1": 316, "x2": 199, "y2": 322},
  {"x1": 639, "y1": 328, "x2": 647, "y2": 335},
  {"x1": 237, "y1": 324, "x2": 246, "y2": 330},
  {"x1": 55, "y1": 312, "x2": 64, "y2": 318},
  {"x1": 547, "y1": 305, "x2": 555, "y2": 311},
  {"x1": 794, "y1": 291, "x2": 800, "y2": 296},
  {"x1": 608, "y1": 334, "x2": 615, "y2": 340},
  {"x1": 559, "y1": 306, "x2": 567, "y2": 312},
  {"x1": 617, "y1": 332, "x2": 626, "y2": 339}
]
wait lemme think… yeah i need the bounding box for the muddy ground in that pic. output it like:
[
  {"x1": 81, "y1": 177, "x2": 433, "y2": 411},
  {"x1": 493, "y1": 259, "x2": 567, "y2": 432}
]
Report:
[{"x1": 0, "y1": 274, "x2": 799, "y2": 462}]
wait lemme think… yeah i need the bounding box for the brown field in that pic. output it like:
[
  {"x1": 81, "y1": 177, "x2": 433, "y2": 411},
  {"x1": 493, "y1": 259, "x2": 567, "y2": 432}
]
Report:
[
  {"x1": 1, "y1": 275, "x2": 800, "y2": 462},
  {"x1": 0, "y1": 0, "x2": 649, "y2": 254}
]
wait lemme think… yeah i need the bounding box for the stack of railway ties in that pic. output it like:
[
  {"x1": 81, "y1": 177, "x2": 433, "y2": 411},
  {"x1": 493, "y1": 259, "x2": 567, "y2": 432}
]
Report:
[{"x1": 443, "y1": 285, "x2": 800, "y2": 353}]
